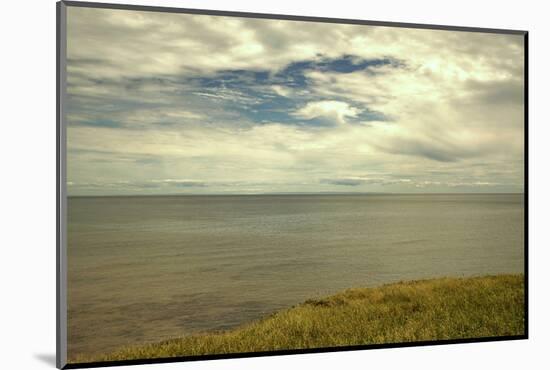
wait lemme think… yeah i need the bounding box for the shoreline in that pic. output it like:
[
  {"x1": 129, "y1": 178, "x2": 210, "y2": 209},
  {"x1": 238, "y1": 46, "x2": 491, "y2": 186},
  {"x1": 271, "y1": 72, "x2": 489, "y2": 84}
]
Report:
[{"x1": 70, "y1": 273, "x2": 525, "y2": 364}]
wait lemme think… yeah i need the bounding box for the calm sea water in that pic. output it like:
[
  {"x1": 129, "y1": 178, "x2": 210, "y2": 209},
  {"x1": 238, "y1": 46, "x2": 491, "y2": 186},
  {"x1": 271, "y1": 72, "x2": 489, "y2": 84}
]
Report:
[{"x1": 67, "y1": 194, "x2": 524, "y2": 357}]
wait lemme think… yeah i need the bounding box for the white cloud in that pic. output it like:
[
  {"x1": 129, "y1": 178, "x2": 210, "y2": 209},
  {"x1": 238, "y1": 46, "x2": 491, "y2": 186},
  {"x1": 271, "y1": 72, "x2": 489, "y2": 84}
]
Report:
[
  {"x1": 67, "y1": 7, "x2": 523, "y2": 82},
  {"x1": 271, "y1": 85, "x2": 292, "y2": 97},
  {"x1": 293, "y1": 100, "x2": 360, "y2": 124}
]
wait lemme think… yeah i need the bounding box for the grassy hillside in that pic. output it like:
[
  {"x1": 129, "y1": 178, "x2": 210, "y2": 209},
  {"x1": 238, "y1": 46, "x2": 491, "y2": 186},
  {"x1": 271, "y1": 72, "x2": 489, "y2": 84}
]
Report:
[{"x1": 71, "y1": 274, "x2": 524, "y2": 363}]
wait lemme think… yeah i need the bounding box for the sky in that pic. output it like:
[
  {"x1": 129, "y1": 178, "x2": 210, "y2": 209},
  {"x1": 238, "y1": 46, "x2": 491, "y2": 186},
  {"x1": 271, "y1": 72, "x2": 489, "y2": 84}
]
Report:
[{"x1": 66, "y1": 7, "x2": 525, "y2": 196}]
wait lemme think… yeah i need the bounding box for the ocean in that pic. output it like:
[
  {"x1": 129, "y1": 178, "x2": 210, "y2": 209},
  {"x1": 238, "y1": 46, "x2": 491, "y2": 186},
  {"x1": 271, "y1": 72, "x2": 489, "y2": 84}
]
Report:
[{"x1": 67, "y1": 193, "x2": 524, "y2": 357}]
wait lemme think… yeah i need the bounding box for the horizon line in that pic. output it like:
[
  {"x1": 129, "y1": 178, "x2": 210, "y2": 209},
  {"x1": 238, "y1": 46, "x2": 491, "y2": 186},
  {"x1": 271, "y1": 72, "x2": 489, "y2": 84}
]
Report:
[{"x1": 67, "y1": 191, "x2": 525, "y2": 198}]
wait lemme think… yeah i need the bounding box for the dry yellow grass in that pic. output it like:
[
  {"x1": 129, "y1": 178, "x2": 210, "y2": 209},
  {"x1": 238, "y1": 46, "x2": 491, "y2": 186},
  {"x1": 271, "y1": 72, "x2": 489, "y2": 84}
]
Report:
[{"x1": 70, "y1": 274, "x2": 525, "y2": 364}]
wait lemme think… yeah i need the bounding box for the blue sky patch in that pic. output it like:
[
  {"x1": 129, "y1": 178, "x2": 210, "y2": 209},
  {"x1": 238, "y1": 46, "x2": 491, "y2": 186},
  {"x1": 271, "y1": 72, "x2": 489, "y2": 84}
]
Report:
[
  {"x1": 68, "y1": 55, "x2": 400, "y2": 130},
  {"x1": 179, "y1": 55, "x2": 400, "y2": 126}
]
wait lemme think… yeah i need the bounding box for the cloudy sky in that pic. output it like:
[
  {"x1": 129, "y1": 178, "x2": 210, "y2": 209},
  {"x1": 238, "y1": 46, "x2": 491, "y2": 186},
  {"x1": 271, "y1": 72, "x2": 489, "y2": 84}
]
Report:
[{"x1": 66, "y1": 7, "x2": 525, "y2": 196}]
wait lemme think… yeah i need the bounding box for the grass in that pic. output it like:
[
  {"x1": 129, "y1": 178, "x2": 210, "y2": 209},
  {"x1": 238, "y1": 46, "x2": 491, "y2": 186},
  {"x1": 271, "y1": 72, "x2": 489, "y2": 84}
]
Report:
[{"x1": 71, "y1": 274, "x2": 525, "y2": 364}]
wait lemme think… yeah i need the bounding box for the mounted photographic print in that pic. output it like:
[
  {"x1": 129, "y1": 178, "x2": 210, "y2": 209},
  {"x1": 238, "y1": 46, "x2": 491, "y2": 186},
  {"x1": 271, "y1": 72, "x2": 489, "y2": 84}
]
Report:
[{"x1": 56, "y1": 1, "x2": 528, "y2": 368}]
